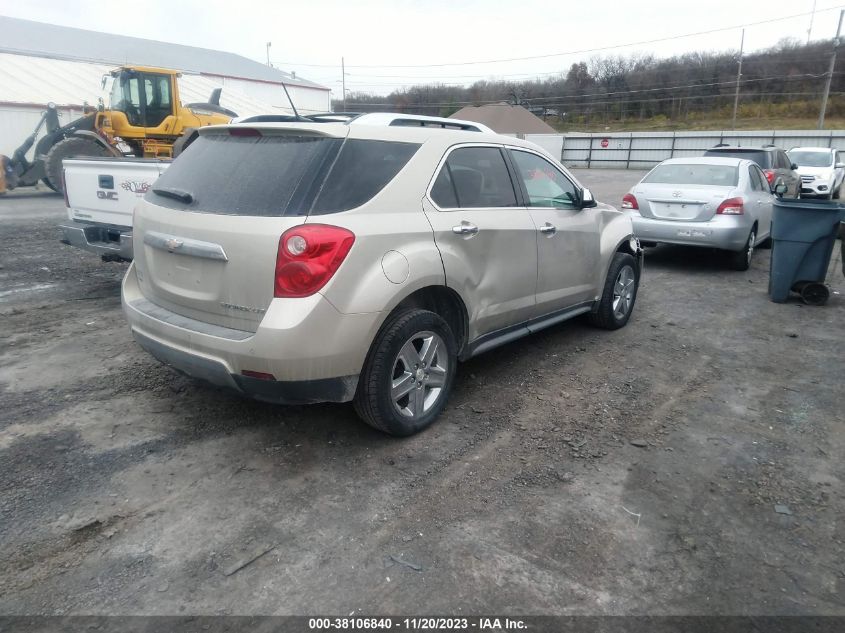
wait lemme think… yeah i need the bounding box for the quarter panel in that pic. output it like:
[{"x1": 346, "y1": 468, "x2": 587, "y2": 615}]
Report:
[{"x1": 314, "y1": 209, "x2": 445, "y2": 315}]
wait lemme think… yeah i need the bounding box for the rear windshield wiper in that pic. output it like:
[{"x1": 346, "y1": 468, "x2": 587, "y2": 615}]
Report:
[{"x1": 152, "y1": 187, "x2": 193, "y2": 204}]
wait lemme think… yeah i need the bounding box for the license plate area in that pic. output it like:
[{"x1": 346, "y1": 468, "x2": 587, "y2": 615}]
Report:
[{"x1": 676, "y1": 228, "x2": 712, "y2": 238}]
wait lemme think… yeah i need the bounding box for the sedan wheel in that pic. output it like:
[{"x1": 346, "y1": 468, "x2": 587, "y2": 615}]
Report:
[{"x1": 728, "y1": 229, "x2": 756, "y2": 271}]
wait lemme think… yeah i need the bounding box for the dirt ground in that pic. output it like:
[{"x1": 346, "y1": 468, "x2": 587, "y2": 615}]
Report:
[{"x1": 1, "y1": 170, "x2": 843, "y2": 616}]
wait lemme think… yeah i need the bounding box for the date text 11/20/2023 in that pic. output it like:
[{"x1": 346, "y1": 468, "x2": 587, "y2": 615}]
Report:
[{"x1": 307, "y1": 617, "x2": 527, "y2": 630}]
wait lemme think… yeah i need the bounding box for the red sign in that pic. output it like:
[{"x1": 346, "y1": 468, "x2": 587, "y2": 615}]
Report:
[{"x1": 600, "y1": 138, "x2": 610, "y2": 148}]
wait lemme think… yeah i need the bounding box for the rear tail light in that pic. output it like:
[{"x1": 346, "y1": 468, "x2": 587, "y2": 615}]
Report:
[
  {"x1": 621, "y1": 193, "x2": 639, "y2": 211},
  {"x1": 274, "y1": 224, "x2": 355, "y2": 298},
  {"x1": 763, "y1": 170, "x2": 775, "y2": 185},
  {"x1": 61, "y1": 168, "x2": 69, "y2": 207},
  {"x1": 229, "y1": 127, "x2": 262, "y2": 137},
  {"x1": 716, "y1": 197, "x2": 744, "y2": 215}
]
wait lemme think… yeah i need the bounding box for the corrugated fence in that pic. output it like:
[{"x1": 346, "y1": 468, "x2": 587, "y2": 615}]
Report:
[{"x1": 520, "y1": 130, "x2": 845, "y2": 169}]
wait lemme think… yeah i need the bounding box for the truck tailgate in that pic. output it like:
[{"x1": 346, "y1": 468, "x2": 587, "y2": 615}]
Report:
[{"x1": 64, "y1": 157, "x2": 170, "y2": 227}]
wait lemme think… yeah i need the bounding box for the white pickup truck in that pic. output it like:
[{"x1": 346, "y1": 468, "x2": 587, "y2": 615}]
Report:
[{"x1": 59, "y1": 157, "x2": 170, "y2": 261}]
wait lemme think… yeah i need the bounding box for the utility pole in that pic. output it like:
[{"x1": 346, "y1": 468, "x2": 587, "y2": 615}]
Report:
[
  {"x1": 808, "y1": 0, "x2": 817, "y2": 44},
  {"x1": 731, "y1": 29, "x2": 745, "y2": 131},
  {"x1": 266, "y1": 42, "x2": 271, "y2": 66},
  {"x1": 818, "y1": 10, "x2": 844, "y2": 130},
  {"x1": 342, "y1": 57, "x2": 346, "y2": 112}
]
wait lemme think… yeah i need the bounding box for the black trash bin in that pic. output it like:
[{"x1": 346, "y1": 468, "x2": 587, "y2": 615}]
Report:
[{"x1": 769, "y1": 198, "x2": 845, "y2": 305}]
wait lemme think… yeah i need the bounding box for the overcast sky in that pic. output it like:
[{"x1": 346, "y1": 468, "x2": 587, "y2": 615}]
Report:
[{"x1": 1, "y1": 0, "x2": 843, "y2": 96}]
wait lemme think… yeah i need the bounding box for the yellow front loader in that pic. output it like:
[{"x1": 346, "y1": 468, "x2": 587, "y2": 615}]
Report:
[{"x1": 1, "y1": 65, "x2": 234, "y2": 194}]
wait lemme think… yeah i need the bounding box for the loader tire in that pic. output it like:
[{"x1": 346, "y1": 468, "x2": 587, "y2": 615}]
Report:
[
  {"x1": 45, "y1": 137, "x2": 112, "y2": 194},
  {"x1": 172, "y1": 128, "x2": 199, "y2": 158}
]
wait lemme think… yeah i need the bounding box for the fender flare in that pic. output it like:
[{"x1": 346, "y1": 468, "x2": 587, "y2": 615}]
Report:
[{"x1": 71, "y1": 130, "x2": 122, "y2": 157}]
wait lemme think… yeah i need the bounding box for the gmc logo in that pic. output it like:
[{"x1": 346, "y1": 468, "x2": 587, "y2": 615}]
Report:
[{"x1": 97, "y1": 191, "x2": 118, "y2": 200}]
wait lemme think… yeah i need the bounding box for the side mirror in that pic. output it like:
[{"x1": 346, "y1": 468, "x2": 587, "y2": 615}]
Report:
[
  {"x1": 790, "y1": 163, "x2": 799, "y2": 170},
  {"x1": 580, "y1": 187, "x2": 597, "y2": 209},
  {"x1": 774, "y1": 182, "x2": 788, "y2": 197},
  {"x1": 836, "y1": 162, "x2": 844, "y2": 169}
]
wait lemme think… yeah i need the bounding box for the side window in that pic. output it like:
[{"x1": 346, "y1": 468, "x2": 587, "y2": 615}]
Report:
[
  {"x1": 509, "y1": 149, "x2": 579, "y2": 208},
  {"x1": 433, "y1": 147, "x2": 517, "y2": 208},
  {"x1": 157, "y1": 77, "x2": 171, "y2": 107},
  {"x1": 430, "y1": 167, "x2": 458, "y2": 208},
  {"x1": 779, "y1": 151, "x2": 790, "y2": 169},
  {"x1": 311, "y1": 139, "x2": 420, "y2": 214},
  {"x1": 748, "y1": 166, "x2": 763, "y2": 191}
]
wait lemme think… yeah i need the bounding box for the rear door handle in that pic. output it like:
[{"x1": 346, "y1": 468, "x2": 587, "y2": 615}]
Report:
[
  {"x1": 539, "y1": 222, "x2": 557, "y2": 235},
  {"x1": 452, "y1": 221, "x2": 479, "y2": 236}
]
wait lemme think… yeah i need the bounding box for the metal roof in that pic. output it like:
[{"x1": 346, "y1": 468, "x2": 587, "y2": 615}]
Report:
[
  {"x1": 450, "y1": 103, "x2": 557, "y2": 135},
  {"x1": 0, "y1": 16, "x2": 327, "y2": 91},
  {"x1": 0, "y1": 52, "x2": 292, "y2": 118}
]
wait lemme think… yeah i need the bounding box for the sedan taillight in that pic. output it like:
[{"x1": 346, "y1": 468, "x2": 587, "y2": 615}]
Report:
[
  {"x1": 622, "y1": 193, "x2": 639, "y2": 211},
  {"x1": 716, "y1": 197, "x2": 744, "y2": 215}
]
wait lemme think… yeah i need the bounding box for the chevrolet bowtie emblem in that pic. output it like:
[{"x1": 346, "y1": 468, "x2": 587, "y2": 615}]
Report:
[{"x1": 164, "y1": 238, "x2": 184, "y2": 250}]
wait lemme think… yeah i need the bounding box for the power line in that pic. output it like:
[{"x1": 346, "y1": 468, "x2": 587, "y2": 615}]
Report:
[
  {"x1": 344, "y1": 91, "x2": 845, "y2": 110},
  {"x1": 278, "y1": 5, "x2": 844, "y2": 69},
  {"x1": 339, "y1": 72, "x2": 839, "y2": 108}
]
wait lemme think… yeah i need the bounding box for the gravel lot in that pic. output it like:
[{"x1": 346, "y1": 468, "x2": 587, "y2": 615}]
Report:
[{"x1": 1, "y1": 170, "x2": 843, "y2": 616}]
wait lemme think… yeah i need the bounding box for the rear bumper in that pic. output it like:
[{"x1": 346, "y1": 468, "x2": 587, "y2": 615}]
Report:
[
  {"x1": 60, "y1": 220, "x2": 133, "y2": 260},
  {"x1": 630, "y1": 213, "x2": 751, "y2": 251},
  {"x1": 131, "y1": 329, "x2": 358, "y2": 404},
  {"x1": 122, "y1": 263, "x2": 381, "y2": 404}
]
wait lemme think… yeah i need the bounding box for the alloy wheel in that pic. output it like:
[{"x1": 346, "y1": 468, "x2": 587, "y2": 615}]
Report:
[
  {"x1": 746, "y1": 231, "x2": 756, "y2": 267},
  {"x1": 612, "y1": 265, "x2": 636, "y2": 320},
  {"x1": 390, "y1": 331, "x2": 449, "y2": 420}
]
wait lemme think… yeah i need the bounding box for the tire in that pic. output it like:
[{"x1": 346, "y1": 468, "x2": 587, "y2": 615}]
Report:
[
  {"x1": 588, "y1": 252, "x2": 639, "y2": 330},
  {"x1": 172, "y1": 128, "x2": 198, "y2": 158},
  {"x1": 45, "y1": 136, "x2": 112, "y2": 194},
  {"x1": 728, "y1": 227, "x2": 756, "y2": 271},
  {"x1": 41, "y1": 177, "x2": 59, "y2": 193},
  {"x1": 354, "y1": 309, "x2": 457, "y2": 437}
]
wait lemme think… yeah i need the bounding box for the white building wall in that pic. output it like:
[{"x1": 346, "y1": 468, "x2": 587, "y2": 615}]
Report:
[
  {"x1": 0, "y1": 104, "x2": 85, "y2": 158},
  {"x1": 213, "y1": 76, "x2": 330, "y2": 113}
]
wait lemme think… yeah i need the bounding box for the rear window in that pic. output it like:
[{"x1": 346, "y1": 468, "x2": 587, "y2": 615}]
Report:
[
  {"x1": 704, "y1": 148, "x2": 770, "y2": 169},
  {"x1": 643, "y1": 163, "x2": 739, "y2": 187},
  {"x1": 147, "y1": 134, "x2": 419, "y2": 216}
]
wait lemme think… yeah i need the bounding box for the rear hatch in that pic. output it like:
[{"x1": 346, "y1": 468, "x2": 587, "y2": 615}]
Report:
[
  {"x1": 703, "y1": 148, "x2": 770, "y2": 170},
  {"x1": 634, "y1": 162, "x2": 740, "y2": 222},
  {"x1": 133, "y1": 126, "x2": 348, "y2": 332}
]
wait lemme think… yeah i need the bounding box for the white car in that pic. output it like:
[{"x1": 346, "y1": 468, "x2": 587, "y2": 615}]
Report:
[{"x1": 787, "y1": 147, "x2": 845, "y2": 199}]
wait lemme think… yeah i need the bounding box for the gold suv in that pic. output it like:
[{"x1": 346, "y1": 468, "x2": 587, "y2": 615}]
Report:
[{"x1": 122, "y1": 113, "x2": 642, "y2": 436}]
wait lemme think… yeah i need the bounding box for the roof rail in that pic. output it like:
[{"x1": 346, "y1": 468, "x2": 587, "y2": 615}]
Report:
[
  {"x1": 351, "y1": 113, "x2": 495, "y2": 133},
  {"x1": 230, "y1": 111, "x2": 495, "y2": 133}
]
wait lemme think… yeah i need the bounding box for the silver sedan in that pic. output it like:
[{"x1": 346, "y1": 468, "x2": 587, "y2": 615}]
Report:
[{"x1": 623, "y1": 157, "x2": 776, "y2": 270}]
